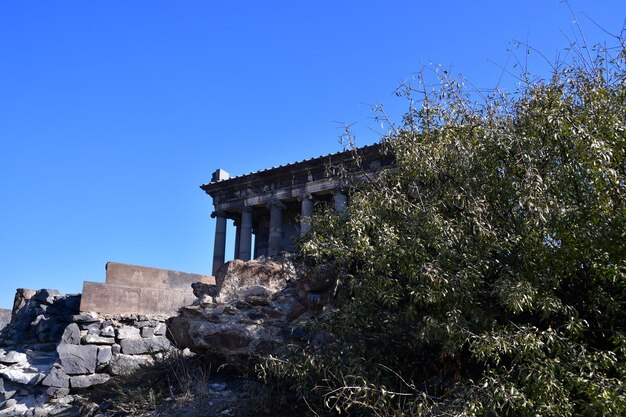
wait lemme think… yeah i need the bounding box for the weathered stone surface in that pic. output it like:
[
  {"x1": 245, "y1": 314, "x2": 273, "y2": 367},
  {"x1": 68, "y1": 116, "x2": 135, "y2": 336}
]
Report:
[
  {"x1": 120, "y1": 337, "x2": 170, "y2": 355},
  {"x1": 0, "y1": 351, "x2": 28, "y2": 365},
  {"x1": 100, "y1": 325, "x2": 115, "y2": 337},
  {"x1": 167, "y1": 316, "x2": 281, "y2": 358},
  {"x1": 81, "y1": 334, "x2": 115, "y2": 345},
  {"x1": 116, "y1": 326, "x2": 140, "y2": 340},
  {"x1": 0, "y1": 368, "x2": 45, "y2": 385},
  {"x1": 96, "y1": 347, "x2": 112, "y2": 370},
  {"x1": 71, "y1": 312, "x2": 99, "y2": 323},
  {"x1": 154, "y1": 323, "x2": 167, "y2": 336},
  {"x1": 45, "y1": 387, "x2": 70, "y2": 398},
  {"x1": 0, "y1": 309, "x2": 11, "y2": 331},
  {"x1": 57, "y1": 344, "x2": 98, "y2": 375},
  {"x1": 81, "y1": 322, "x2": 101, "y2": 334},
  {"x1": 141, "y1": 327, "x2": 154, "y2": 338},
  {"x1": 60, "y1": 323, "x2": 81, "y2": 345},
  {"x1": 167, "y1": 257, "x2": 339, "y2": 362},
  {"x1": 41, "y1": 367, "x2": 70, "y2": 388},
  {"x1": 69, "y1": 373, "x2": 110, "y2": 388},
  {"x1": 108, "y1": 354, "x2": 154, "y2": 376},
  {"x1": 214, "y1": 259, "x2": 295, "y2": 303}
]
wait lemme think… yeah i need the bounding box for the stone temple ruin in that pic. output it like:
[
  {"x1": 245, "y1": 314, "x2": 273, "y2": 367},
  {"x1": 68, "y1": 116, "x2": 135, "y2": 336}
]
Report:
[
  {"x1": 202, "y1": 143, "x2": 392, "y2": 275},
  {"x1": 0, "y1": 143, "x2": 392, "y2": 415}
]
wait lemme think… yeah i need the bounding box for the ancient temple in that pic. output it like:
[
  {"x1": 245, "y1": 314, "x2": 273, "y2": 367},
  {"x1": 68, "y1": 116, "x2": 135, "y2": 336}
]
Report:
[{"x1": 201, "y1": 143, "x2": 392, "y2": 274}]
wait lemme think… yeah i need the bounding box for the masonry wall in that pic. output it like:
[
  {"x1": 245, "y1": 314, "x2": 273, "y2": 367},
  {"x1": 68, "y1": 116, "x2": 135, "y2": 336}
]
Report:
[{"x1": 80, "y1": 263, "x2": 215, "y2": 316}]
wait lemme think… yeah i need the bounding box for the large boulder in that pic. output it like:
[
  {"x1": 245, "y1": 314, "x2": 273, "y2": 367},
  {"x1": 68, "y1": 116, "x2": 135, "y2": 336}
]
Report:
[{"x1": 167, "y1": 256, "x2": 339, "y2": 362}]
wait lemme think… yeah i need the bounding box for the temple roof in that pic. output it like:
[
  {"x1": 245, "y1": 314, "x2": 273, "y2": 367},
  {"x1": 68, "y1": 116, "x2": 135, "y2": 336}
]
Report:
[{"x1": 200, "y1": 143, "x2": 385, "y2": 196}]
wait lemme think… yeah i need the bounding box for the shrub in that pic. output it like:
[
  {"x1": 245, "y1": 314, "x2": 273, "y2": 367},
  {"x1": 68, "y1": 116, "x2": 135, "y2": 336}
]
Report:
[{"x1": 264, "y1": 32, "x2": 626, "y2": 416}]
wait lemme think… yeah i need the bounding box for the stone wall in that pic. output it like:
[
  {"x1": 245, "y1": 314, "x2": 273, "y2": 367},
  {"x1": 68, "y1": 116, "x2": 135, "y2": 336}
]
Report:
[
  {"x1": 80, "y1": 262, "x2": 215, "y2": 316},
  {"x1": 1, "y1": 302, "x2": 174, "y2": 415},
  {"x1": 43, "y1": 312, "x2": 171, "y2": 393}
]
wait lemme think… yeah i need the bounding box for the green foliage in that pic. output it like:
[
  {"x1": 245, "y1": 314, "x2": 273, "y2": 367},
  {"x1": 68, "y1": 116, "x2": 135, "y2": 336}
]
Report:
[{"x1": 266, "y1": 35, "x2": 626, "y2": 416}]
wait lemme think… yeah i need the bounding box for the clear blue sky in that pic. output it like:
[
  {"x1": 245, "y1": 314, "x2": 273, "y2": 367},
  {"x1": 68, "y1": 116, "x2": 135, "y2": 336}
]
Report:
[{"x1": 0, "y1": 1, "x2": 624, "y2": 309}]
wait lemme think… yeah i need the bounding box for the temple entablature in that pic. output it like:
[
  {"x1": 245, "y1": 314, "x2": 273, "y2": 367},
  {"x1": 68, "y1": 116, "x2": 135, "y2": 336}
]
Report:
[{"x1": 200, "y1": 144, "x2": 392, "y2": 274}]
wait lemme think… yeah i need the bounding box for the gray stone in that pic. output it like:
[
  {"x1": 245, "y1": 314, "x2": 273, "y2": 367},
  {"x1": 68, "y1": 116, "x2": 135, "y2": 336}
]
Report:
[
  {"x1": 2, "y1": 390, "x2": 16, "y2": 401},
  {"x1": 45, "y1": 387, "x2": 70, "y2": 398},
  {"x1": 107, "y1": 354, "x2": 154, "y2": 376},
  {"x1": 116, "y1": 326, "x2": 140, "y2": 340},
  {"x1": 42, "y1": 367, "x2": 70, "y2": 388},
  {"x1": 57, "y1": 344, "x2": 98, "y2": 375},
  {"x1": 120, "y1": 337, "x2": 170, "y2": 355},
  {"x1": 141, "y1": 327, "x2": 154, "y2": 338},
  {"x1": 0, "y1": 309, "x2": 11, "y2": 332},
  {"x1": 154, "y1": 323, "x2": 167, "y2": 336},
  {"x1": 96, "y1": 347, "x2": 112, "y2": 370},
  {"x1": 100, "y1": 326, "x2": 115, "y2": 337},
  {"x1": 0, "y1": 368, "x2": 45, "y2": 385},
  {"x1": 81, "y1": 334, "x2": 115, "y2": 345},
  {"x1": 33, "y1": 406, "x2": 49, "y2": 417},
  {"x1": 111, "y1": 344, "x2": 121, "y2": 355},
  {"x1": 71, "y1": 312, "x2": 99, "y2": 323},
  {"x1": 69, "y1": 373, "x2": 110, "y2": 388},
  {"x1": 0, "y1": 351, "x2": 28, "y2": 365},
  {"x1": 60, "y1": 324, "x2": 81, "y2": 345},
  {"x1": 32, "y1": 289, "x2": 61, "y2": 304},
  {"x1": 81, "y1": 322, "x2": 101, "y2": 334},
  {"x1": 4, "y1": 398, "x2": 17, "y2": 408}
]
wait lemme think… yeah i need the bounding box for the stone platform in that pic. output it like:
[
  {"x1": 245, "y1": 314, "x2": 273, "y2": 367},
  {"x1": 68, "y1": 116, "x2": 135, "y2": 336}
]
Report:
[{"x1": 80, "y1": 262, "x2": 214, "y2": 316}]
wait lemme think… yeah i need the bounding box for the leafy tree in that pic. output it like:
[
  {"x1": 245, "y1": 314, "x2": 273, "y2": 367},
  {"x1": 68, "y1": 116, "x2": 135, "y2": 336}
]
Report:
[{"x1": 261, "y1": 32, "x2": 626, "y2": 416}]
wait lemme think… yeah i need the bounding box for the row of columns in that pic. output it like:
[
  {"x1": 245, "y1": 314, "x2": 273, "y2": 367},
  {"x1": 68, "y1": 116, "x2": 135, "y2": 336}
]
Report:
[{"x1": 211, "y1": 190, "x2": 347, "y2": 275}]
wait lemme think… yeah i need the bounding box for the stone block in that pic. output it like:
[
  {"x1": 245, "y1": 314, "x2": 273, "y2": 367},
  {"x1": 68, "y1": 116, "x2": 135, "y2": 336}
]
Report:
[
  {"x1": 60, "y1": 323, "x2": 81, "y2": 345},
  {"x1": 70, "y1": 373, "x2": 110, "y2": 388},
  {"x1": 0, "y1": 368, "x2": 45, "y2": 385},
  {"x1": 100, "y1": 326, "x2": 115, "y2": 337},
  {"x1": 120, "y1": 337, "x2": 170, "y2": 355},
  {"x1": 141, "y1": 327, "x2": 154, "y2": 338},
  {"x1": 116, "y1": 326, "x2": 140, "y2": 340},
  {"x1": 57, "y1": 344, "x2": 98, "y2": 375},
  {"x1": 0, "y1": 351, "x2": 28, "y2": 365},
  {"x1": 96, "y1": 347, "x2": 112, "y2": 370},
  {"x1": 108, "y1": 354, "x2": 154, "y2": 376},
  {"x1": 81, "y1": 334, "x2": 115, "y2": 345},
  {"x1": 154, "y1": 323, "x2": 167, "y2": 336},
  {"x1": 41, "y1": 368, "x2": 69, "y2": 388}
]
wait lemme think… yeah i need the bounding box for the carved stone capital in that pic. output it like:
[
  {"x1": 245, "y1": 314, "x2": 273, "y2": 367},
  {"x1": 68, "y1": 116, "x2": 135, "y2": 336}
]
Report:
[
  {"x1": 211, "y1": 210, "x2": 228, "y2": 219},
  {"x1": 266, "y1": 199, "x2": 286, "y2": 210},
  {"x1": 297, "y1": 193, "x2": 313, "y2": 202}
]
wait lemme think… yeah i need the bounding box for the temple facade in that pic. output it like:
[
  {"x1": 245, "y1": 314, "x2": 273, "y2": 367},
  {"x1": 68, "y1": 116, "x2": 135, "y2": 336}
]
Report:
[{"x1": 201, "y1": 144, "x2": 392, "y2": 275}]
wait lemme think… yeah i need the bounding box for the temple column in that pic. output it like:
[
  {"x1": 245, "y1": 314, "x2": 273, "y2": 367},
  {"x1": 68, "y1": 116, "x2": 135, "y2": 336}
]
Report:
[
  {"x1": 233, "y1": 220, "x2": 241, "y2": 259},
  {"x1": 211, "y1": 211, "x2": 227, "y2": 275},
  {"x1": 239, "y1": 207, "x2": 253, "y2": 261},
  {"x1": 300, "y1": 194, "x2": 313, "y2": 235},
  {"x1": 334, "y1": 190, "x2": 347, "y2": 217},
  {"x1": 268, "y1": 200, "x2": 284, "y2": 257}
]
